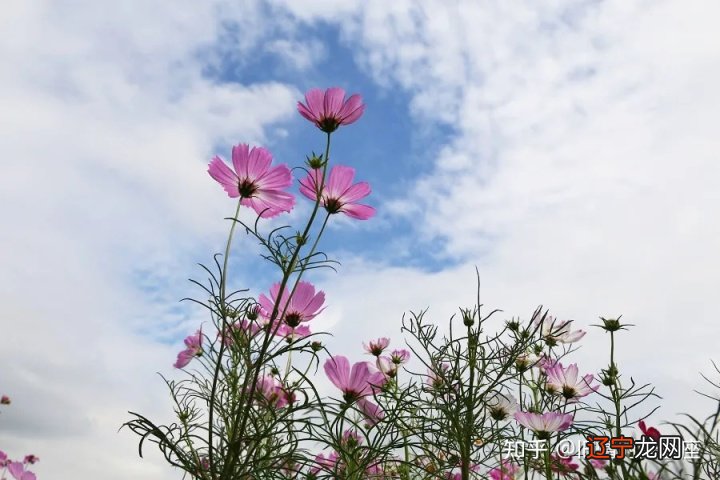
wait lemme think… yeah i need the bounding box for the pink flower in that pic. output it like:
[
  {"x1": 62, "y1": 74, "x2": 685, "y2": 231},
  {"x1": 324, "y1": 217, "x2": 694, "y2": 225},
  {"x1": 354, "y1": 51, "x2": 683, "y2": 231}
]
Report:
[
  {"x1": 549, "y1": 454, "x2": 579, "y2": 474},
  {"x1": 258, "y1": 281, "x2": 325, "y2": 329},
  {"x1": 174, "y1": 328, "x2": 203, "y2": 369},
  {"x1": 341, "y1": 429, "x2": 363, "y2": 447},
  {"x1": 0, "y1": 450, "x2": 7, "y2": 467},
  {"x1": 277, "y1": 324, "x2": 312, "y2": 342},
  {"x1": 390, "y1": 349, "x2": 411, "y2": 364},
  {"x1": 426, "y1": 362, "x2": 451, "y2": 390},
  {"x1": 324, "y1": 355, "x2": 386, "y2": 403},
  {"x1": 254, "y1": 375, "x2": 294, "y2": 408},
  {"x1": 639, "y1": 420, "x2": 661, "y2": 441},
  {"x1": 7, "y1": 462, "x2": 36, "y2": 480},
  {"x1": 22, "y1": 455, "x2": 38, "y2": 465},
  {"x1": 310, "y1": 451, "x2": 340, "y2": 476},
  {"x1": 297, "y1": 87, "x2": 365, "y2": 133},
  {"x1": 208, "y1": 144, "x2": 294, "y2": 218},
  {"x1": 376, "y1": 356, "x2": 398, "y2": 379},
  {"x1": 358, "y1": 398, "x2": 385, "y2": 426},
  {"x1": 299, "y1": 166, "x2": 375, "y2": 220},
  {"x1": 590, "y1": 458, "x2": 608, "y2": 470},
  {"x1": 489, "y1": 460, "x2": 520, "y2": 480},
  {"x1": 514, "y1": 411, "x2": 574, "y2": 439},
  {"x1": 545, "y1": 363, "x2": 599, "y2": 402},
  {"x1": 0, "y1": 395, "x2": 10, "y2": 405},
  {"x1": 363, "y1": 337, "x2": 390, "y2": 356}
]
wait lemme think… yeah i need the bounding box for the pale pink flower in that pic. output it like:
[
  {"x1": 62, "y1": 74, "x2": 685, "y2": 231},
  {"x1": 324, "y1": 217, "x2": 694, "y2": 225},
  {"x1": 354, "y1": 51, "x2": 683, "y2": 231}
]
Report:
[
  {"x1": 208, "y1": 144, "x2": 294, "y2": 218},
  {"x1": 299, "y1": 166, "x2": 375, "y2": 220},
  {"x1": 376, "y1": 356, "x2": 398, "y2": 379},
  {"x1": 390, "y1": 348, "x2": 411, "y2": 364},
  {"x1": 535, "y1": 316, "x2": 586, "y2": 344},
  {"x1": 363, "y1": 337, "x2": 390, "y2": 356},
  {"x1": 486, "y1": 392, "x2": 519, "y2": 421},
  {"x1": 297, "y1": 87, "x2": 365, "y2": 133},
  {"x1": 426, "y1": 362, "x2": 451, "y2": 389},
  {"x1": 489, "y1": 460, "x2": 520, "y2": 480},
  {"x1": 545, "y1": 363, "x2": 599, "y2": 402},
  {"x1": 7, "y1": 462, "x2": 36, "y2": 480},
  {"x1": 514, "y1": 411, "x2": 574, "y2": 438},
  {"x1": 258, "y1": 281, "x2": 325, "y2": 329},
  {"x1": 324, "y1": 356, "x2": 385, "y2": 402},
  {"x1": 174, "y1": 328, "x2": 203, "y2": 369}
]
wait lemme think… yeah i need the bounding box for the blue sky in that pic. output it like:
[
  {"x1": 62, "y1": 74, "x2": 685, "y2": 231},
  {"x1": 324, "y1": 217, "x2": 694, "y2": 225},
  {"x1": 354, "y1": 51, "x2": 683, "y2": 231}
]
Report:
[{"x1": 2, "y1": 1, "x2": 720, "y2": 479}]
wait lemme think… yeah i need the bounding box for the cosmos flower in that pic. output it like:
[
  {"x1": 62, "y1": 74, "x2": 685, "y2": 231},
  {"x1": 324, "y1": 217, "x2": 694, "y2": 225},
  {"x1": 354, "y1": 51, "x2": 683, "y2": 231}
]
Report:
[
  {"x1": 363, "y1": 337, "x2": 390, "y2": 356},
  {"x1": 174, "y1": 328, "x2": 203, "y2": 369},
  {"x1": 258, "y1": 281, "x2": 325, "y2": 329},
  {"x1": 544, "y1": 363, "x2": 599, "y2": 402},
  {"x1": 208, "y1": 143, "x2": 294, "y2": 218},
  {"x1": 514, "y1": 411, "x2": 574, "y2": 439},
  {"x1": 639, "y1": 420, "x2": 661, "y2": 441},
  {"x1": 297, "y1": 87, "x2": 365, "y2": 133},
  {"x1": 324, "y1": 356, "x2": 386, "y2": 402},
  {"x1": 486, "y1": 392, "x2": 519, "y2": 421},
  {"x1": 299, "y1": 166, "x2": 375, "y2": 220}
]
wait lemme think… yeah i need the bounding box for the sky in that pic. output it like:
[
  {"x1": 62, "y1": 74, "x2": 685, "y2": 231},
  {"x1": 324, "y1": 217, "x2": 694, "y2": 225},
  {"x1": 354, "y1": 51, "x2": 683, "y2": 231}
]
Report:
[{"x1": 1, "y1": 0, "x2": 719, "y2": 478}]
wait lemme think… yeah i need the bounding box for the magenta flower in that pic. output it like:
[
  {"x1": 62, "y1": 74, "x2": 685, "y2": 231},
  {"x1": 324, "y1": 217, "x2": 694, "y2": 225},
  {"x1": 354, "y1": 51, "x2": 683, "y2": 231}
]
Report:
[
  {"x1": 297, "y1": 87, "x2": 365, "y2": 133},
  {"x1": 0, "y1": 395, "x2": 9, "y2": 405},
  {"x1": 324, "y1": 355, "x2": 386, "y2": 402},
  {"x1": 299, "y1": 166, "x2": 375, "y2": 220},
  {"x1": 545, "y1": 363, "x2": 599, "y2": 402},
  {"x1": 7, "y1": 462, "x2": 36, "y2": 480},
  {"x1": 174, "y1": 328, "x2": 203, "y2": 369},
  {"x1": 363, "y1": 337, "x2": 390, "y2": 356},
  {"x1": 489, "y1": 460, "x2": 520, "y2": 480},
  {"x1": 22, "y1": 455, "x2": 38, "y2": 465},
  {"x1": 259, "y1": 281, "x2": 325, "y2": 329},
  {"x1": 514, "y1": 411, "x2": 574, "y2": 439},
  {"x1": 0, "y1": 450, "x2": 7, "y2": 467},
  {"x1": 639, "y1": 420, "x2": 661, "y2": 441},
  {"x1": 310, "y1": 451, "x2": 340, "y2": 476},
  {"x1": 390, "y1": 349, "x2": 411, "y2": 364},
  {"x1": 208, "y1": 144, "x2": 294, "y2": 218}
]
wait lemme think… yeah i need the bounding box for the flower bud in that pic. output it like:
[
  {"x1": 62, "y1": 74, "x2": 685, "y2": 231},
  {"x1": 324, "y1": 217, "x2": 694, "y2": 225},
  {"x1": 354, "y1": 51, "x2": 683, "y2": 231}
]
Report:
[
  {"x1": 600, "y1": 317, "x2": 622, "y2": 332},
  {"x1": 311, "y1": 341, "x2": 323, "y2": 352},
  {"x1": 306, "y1": 152, "x2": 324, "y2": 169}
]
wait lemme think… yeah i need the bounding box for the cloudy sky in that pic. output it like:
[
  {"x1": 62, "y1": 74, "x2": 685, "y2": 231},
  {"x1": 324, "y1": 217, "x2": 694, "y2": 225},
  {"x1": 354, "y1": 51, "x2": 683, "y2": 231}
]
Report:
[{"x1": 1, "y1": 0, "x2": 719, "y2": 478}]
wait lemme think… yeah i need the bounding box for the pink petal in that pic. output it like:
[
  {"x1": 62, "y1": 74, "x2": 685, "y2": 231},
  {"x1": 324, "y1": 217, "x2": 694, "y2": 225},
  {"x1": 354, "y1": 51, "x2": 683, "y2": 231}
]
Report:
[
  {"x1": 339, "y1": 181, "x2": 371, "y2": 203},
  {"x1": 342, "y1": 203, "x2": 375, "y2": 220},
  {"x1": 324, "y1": 87, "x2": 346, "y2": 117},
  {"x1": 299, "y1": 169, "x2": 323, "y2": 200},
  {"x1": 255, "y1": 164, "x2": 292, "y2": 190},
  {"x1": 301, "y1": 88, "x2": 325, "y2": 120},
  {"x1": 337, "y1": 94, "x2": 365, "y2": 124},
  {"x1": 325, "y1": 356, "x2": 351, "y2": 391},
  {"x1": 244, "y1": 146, "x2": 273, "y2": 178},
  {"x1": 231, "y1": 143, "x2": 250, "y2": 177},
  {"x1": 208, "y1": 157, "x2": 240, "y2": 198},
  {"x1": 326, "y1": 166, "x2": 356, "y2": 198}
]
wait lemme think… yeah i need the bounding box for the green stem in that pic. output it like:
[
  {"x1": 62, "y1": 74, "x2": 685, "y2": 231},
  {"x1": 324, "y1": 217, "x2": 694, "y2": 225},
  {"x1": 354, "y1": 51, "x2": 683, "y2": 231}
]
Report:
[{"x1": 208, "y1": 199, "x2": 242, "y2": 479}]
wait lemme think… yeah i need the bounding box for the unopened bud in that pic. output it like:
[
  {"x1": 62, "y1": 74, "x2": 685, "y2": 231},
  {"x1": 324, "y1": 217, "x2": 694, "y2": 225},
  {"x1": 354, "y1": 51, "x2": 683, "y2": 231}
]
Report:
[{"x1": 306, "y1": 152, "x2": 324, "y2": 169}]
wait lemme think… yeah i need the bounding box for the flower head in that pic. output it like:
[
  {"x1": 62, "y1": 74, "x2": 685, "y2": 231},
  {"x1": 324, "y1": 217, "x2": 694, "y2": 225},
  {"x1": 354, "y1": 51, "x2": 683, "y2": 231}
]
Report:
[
  {"x1": 514, "y1": 411, "x2": 574, "y2": 439},
  {"x1": 489, "y1": 460, "x2": 520, "y2": 480},
  {"x1": 358, "y1": 398, "x2": 385, "y2": 426},
  {"x1": 486, "y1": 393, "x2": 519, "y2": 421},
  {"x1": 376, "y1": 356, "x2": 398, "y2": 379},
  {"x1": 363, "y1": 337, "x2": 390, "y2": 356},
  {"x1": 299, "y1": 166, "x2": 375, "y2": 220},
  {"x1": 259, "y1": 281, "x2": 325, "y2": 329},
  {"x1": 639, "y1": 420, "x2": 661, "y2": 441},
  {"x1": 390, "y1": 349, "x2": 411, "y2": 364},
  {"x1": 545, "y1": 363, "x2": 599, "y2": 402},
  {"x1": 174, "y1": 328, "x2": 203, "y2": 369},
  {"x1": 324, "y1": 355, "x2": 386, "y2": 403},
  {"x1": 208, "y1": 144, "x2": 294, "y2": 218},
  {"x1": 0, "y1": 395, "x2": 10, "y2": 405},
  {"x1": 297, "y1": 87, "x2": 365, "y2": 133},
  {"x1": 255, "y1": 375, "x2": 295, "y2": 408},
  {"x1": 7, "y1": 461, "x2": 36, "y2": 480},
  {"x1": 535, "y1": 315, "x2": 586, "y2": 345}
]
